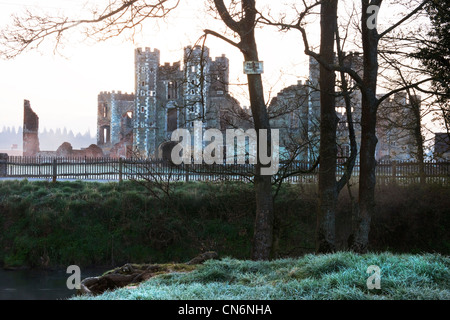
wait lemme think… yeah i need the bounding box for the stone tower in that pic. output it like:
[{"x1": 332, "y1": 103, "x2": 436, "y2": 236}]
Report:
[
  {"x1": 115, "y1": 45, "x2": 241, "y2": 158},
  {"x1": 209, "y1": 54, "x2": 229, "y2": 98},
  {"x1": 131, "y1": 45, "x2": 235, "y2": 157},
  {"x1": 134, "y1": 47, "x2": 161, "y2": 156},
  {"x1": 183, "y1": 45, "x2": 210, "y2": 127},
  {"x1": 23, "y1": 100, "x2": 40, "y2": 156}
]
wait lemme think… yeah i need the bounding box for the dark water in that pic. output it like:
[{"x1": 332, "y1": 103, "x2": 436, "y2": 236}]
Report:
[{"x1": 0, "y1": 268, "x2": 107, "y2": 300}]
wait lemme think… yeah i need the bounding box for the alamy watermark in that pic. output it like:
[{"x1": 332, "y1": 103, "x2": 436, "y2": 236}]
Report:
[
  {"x1": 170, "y1": 121, "x2": 280, "y2": 175},
  {"x1": 367, "y1": 5, "x2": 380, "y2": 30},
  {"x1": 366, "y1": 265, "x2": 381, "y2": 289},
  {"x1": 66, "y1": 265, "x2": 81, "y2": 290}
]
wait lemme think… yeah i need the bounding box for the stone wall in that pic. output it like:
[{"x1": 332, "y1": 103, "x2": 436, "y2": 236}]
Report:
[{"x1": 23, "y1": 100, "x2": 40, "y2": 156}]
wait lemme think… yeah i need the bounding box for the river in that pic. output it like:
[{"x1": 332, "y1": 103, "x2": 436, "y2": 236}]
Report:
[{"x1": 0, "y1": 268, "x2": 107, "y2": 300}]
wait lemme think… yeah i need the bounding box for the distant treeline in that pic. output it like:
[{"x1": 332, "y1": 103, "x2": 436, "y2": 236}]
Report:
[{"x1": 0, "y1": 126, "x2": 96, "y2": 151}]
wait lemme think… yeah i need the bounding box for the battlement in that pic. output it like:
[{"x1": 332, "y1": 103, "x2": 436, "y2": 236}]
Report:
[
  {"x1": 346, "y1": 51, "x2": 361, "y2": 56},
  {"x1": 162, "y1": 61, "x2": 182, "y2": 68},
  {"x1": 136, "y1": 47, "x2": 160, "y2": 55},
  {"x1": 159, "y1": 61, "x2": 182, "y2": 73},
  {"x1": 98, "y1": 91, "x2": 135, "y2": 100},
  {"x1": 185, "y1": 45, "x2": 203, "y2": 51},
  {"x1": 214, "y1": 54, "x2": 227, "y2": 59},
  {"x1": 184, "y1": 45, "x2": 210, "y2": 60},
  {"x1": 212, "y1": 54, "x2": 228, "y2": 63}
]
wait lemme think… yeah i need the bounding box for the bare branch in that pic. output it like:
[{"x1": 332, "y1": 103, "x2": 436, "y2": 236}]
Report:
[
  {"x1": 376, "y1": 77, "x2": 434, "y2": 107},
  {"x1": 212, "y1": 0, "x2": 242, "y2": 33},
  {"x1": 0, "y1": 0, "x2": 180, "y2": 59},
  {"x1": 378, "y1": 0, "x2": 428, "y2": 39},
  {"x1": 258, "y1": 2, "x2": 364, "y2": 88},
  {"x1": 204, "y1": 29, "x2": 241, "y2": 49}
]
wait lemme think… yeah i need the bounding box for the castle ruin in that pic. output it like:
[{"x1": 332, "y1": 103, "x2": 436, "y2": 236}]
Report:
[
  {"x1": 23, "y1": 99, "x2": 40, "y2": 156},
  {"x1": 98, "y1": 45, "x2": 240, "y2": 158},
  {"x1": 97, "y1": 46, "x2": 420, "y2": 162}
]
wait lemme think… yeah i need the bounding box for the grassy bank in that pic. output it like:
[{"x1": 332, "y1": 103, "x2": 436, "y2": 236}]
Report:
[
  {"x1": 0, "y1": 180, "x2": 260, "y2": 268},
  {"x1": 72, "y1": 252, "x2": 450, "y2": 300},
  {"x1": 0, "y1": 179, "x2": 449, "y2": 269}
]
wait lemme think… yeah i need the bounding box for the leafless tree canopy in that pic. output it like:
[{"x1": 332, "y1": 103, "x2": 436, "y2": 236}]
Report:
[{"x1": 0, "y1": 0, "x2": 180, "y2": 59}]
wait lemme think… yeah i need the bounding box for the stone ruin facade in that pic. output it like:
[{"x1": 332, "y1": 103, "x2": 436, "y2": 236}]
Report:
[
  {"x1": 96, "y1": 46, "x2": 421, "y2": 162},
  {"x1": 97, "y1": 45, "x2": 241, "y2": 158},
  {"x1": 133, "y1": 45, "x2": 238, "y2": 157},
  {"x1": 97, "y1": 91, "x2": 135, "y2": 158},
  {"x1": 23, "y1": 100, "x2": 40, "y2": 156}
]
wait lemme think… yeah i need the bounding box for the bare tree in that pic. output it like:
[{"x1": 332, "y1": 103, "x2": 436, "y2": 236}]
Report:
[
  {"x1": 315, "y1": 0, "x2": 339, "y2": 253},
  {"x1": 258, "y1": 0, "x2": 435, "y2": 252},
  {"x1": 259, "y1": 0, "x2": 359, "y2": 253},
  {"x1": 204, "y1": 0, "x2": 275, "y2": 260}
]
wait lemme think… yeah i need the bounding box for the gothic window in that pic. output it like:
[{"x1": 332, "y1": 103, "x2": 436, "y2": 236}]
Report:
[
  {"x1": 168, "y1": 81, "x2": 177, "y2": 99},
  {"x1": 102, "y1": 103, "x2": 108, "y2": 118},
  {"x1": 167, "y1": 108, "x2": 177, "y2": 132},
  {"x1": 100, "y1": 125, "x2": 110, "y2": 144},
  {"x1": 104, "y1": 128, "x2": 110, "y2": 143}
]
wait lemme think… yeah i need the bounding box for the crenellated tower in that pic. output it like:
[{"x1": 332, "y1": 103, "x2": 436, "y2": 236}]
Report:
[
  {"x1": 134, "y1": 47, "x2": 160, "y2": 156},
  {"x1": 183, "y1": 45, "x2": 210, "y2": 127}
]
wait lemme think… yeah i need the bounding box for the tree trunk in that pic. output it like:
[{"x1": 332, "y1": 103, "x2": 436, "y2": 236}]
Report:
[
  {"x1": 410, "y1": 94, "x2": 426, "y2": 184},
  {"x1": 316, "y1": 0, "x2": 339, "y2": 253},
  {"x1": 241, "y1": 33, "x2": 275, "y2": 261},
  {"x1": 210, "y1": 0, "x2": 275, "y2": 260},
  {"x1": 350, "y1": 0, "x2": 380, "y2": 253}
]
